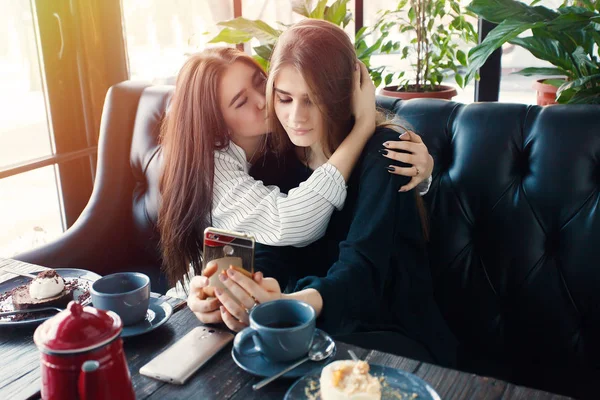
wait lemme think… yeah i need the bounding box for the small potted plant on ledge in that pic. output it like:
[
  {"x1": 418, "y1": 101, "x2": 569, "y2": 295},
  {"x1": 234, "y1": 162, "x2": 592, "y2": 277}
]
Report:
[
  {"x1": 378, "y1": 0, "x2": 478, "y2": 100},
  {"x1": 466, "y1": 0, "x2": 600, "y2": 105}
]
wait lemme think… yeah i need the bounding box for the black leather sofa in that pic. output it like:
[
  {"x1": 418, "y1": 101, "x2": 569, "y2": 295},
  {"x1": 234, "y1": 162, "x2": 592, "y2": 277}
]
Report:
[{"x1": 16, "y1": 81, "x2": 600, "y2": 398}]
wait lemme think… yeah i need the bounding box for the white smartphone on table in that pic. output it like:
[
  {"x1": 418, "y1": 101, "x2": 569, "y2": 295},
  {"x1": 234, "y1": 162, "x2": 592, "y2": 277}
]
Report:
[{"x1": 139, "y1": 326, "x2": 234, "y2": 385}]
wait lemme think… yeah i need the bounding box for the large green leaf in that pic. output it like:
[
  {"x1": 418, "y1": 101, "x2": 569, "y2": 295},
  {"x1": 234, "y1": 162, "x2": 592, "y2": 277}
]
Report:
[
  {"x1": 324, "y1": 0, "x2": 350, "y2": 26},
  {"x1": 558, "y1": 85, "x2": 600, "y2": 104},
  {"x1": 515, "y1": 67, "x2": 566, "y2": 76},
  {"x1": 252, "y1": 55, "x2": 269, "y2": 72},
  {"x1": 253, "y1": 44, "x2": 274, "y2": 62},
  {"x1": 208, "y1": 28, "x2": 254, "y2": 44},
  {"x1": 567, "y1": 91, "x2": 600, "y2": 104},
  {"x1": 557, "y1": 73, "x2": 600, "y2": 95},
  {"x1": 549, "y1": 7, "x2": 596, "y2": 31},
  {"x1": 572, "y1": 46, "x2": 600, "y2": 73},
  {"x1": 467, "y1": 0, "x2": 557, "y2": 24},
  {"x1": 466, "y1": 20, "x2": 545, "y2": 84},
  {"x1": 217, "y1": 18, "x2": 281, "y2": 44},
  {"x1": 291, "y1": 0, "x2": 312, "y2": 17},
  {"x1": 309, "y1": 0, "x2": 328, "y2": 19},
  {"x1": 509, "y1": 36, "x2": 574, "y2": 73}
]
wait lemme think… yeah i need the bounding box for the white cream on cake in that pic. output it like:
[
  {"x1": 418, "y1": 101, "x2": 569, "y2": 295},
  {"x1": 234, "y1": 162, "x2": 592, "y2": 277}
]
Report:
[
  {"x1": 29, "y1": 271, "x2": 65, "y2": 300},
  {"x1": 320, "y1": 360, "x2": 382, "y2": 400}
]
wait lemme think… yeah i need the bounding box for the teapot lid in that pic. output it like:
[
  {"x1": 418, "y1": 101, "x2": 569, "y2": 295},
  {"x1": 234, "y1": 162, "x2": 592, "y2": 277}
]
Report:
[{"x1": 34, "y1": 301, "x2": 121, "y2": 353}]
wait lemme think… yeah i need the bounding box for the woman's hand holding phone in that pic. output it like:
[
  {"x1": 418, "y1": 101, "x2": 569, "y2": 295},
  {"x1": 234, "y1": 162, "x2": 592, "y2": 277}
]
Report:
[
  {"x1": 188, "y1": 265, "x2": 282, "y2": 332},
  {"x1": 216, "y1": 268, "x2": 282, "y2": 332},
  {"x1": 187, "y1": 264, "x2": 223, "y2": 324}
]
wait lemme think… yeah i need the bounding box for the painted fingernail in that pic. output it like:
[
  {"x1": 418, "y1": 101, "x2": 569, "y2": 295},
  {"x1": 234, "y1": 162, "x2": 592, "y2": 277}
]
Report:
[
  {"x1": 219, "y1": 273, "x2": 227, "y2": 282},
  {"x1": 378, "y1": 149, "x2": 388, "y2": 156},
  {"x1": 386, "y1": 166, "x2": 395, "y2": 172},
  {"x1": 215, "y1": 288, "x2": 223, "y2": 296},
  {"x1": 383, "y1": 142, "x2": 390, "y2": 147},
  {"x1": 227, "y1": 268, "x2": 236, "y2": 277},
  {"x1": 400, "y1": 132, "x2": 409, "y2": 138}
]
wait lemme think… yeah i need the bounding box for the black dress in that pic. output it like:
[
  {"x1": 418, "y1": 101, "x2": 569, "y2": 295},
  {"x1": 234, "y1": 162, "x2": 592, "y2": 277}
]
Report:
[{"x1": 250, "y1": 127, "x2": 458, "y2": 366}]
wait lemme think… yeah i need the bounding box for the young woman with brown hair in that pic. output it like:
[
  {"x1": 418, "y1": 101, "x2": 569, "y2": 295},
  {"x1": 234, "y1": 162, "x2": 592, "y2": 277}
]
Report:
[
  {"x1": 159, "y1": 47, "x2": 434, "y2": 290},
  {"x1": 188, "y1": 20, "x2": 457, "y2": 366}
]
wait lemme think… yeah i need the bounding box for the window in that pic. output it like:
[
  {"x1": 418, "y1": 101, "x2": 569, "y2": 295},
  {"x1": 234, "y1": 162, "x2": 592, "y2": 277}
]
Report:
[
  {"x1": 0, "y1": 1, "x2": 63, "y2": 257},
  {"x1": 364, "y1": 0, "x2": 476, "y2": 102},
  {"x1": 122, "y1": 0, "x2": 235, "y2": 82},
  {"x1": 0, "y1": 1, "x2": 114, "y2": 257}
]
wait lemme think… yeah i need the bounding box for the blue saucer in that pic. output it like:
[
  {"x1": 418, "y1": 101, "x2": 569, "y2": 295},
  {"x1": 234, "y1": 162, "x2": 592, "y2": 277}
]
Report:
[
  {"x1": 285, "y1": 363, "x2": 441, "y2": 400},
  {"x1": 120, "y1": 297, "x2": 173, "y2": 338},
  {"x1": 231, "y1": 328, "x2": 336, "y2": 378}
]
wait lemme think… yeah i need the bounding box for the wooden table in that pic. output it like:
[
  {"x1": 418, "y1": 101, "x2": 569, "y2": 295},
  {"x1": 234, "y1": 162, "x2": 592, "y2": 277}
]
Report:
[{"x1": 0, "y1": 258, "x2": 573, "y2": 400}]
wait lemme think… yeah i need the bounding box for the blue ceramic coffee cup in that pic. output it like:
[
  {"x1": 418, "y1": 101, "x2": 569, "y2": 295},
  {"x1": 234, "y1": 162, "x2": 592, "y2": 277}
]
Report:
[
  {"x1": 233, "y1": 299, "x2": 316, "y2": 362},
  {"x1": 90, "y1": 272, "x2": 150, "y2": 325}
]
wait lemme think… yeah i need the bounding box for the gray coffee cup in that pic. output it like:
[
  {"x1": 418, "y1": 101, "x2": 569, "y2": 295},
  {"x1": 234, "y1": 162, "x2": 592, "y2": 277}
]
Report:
[
  {"x1": 90, "y1": 272, "x2": 150, "y2": 325},
  {"x1": 233, "y1": 299, "x2": 316, "y2": 362}
]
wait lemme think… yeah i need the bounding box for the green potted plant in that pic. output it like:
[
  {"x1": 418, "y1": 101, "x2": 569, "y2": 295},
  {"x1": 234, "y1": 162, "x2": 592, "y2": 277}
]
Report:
[
  {"x1": 207, "y1": 0, "x2": 396, "y2": 87},
  {"x1": 377, "y1": 0, "x2": 478, "y2": 100},
  {"x1": 466, "y1": 0, "x2": 600, "y2": 105}
]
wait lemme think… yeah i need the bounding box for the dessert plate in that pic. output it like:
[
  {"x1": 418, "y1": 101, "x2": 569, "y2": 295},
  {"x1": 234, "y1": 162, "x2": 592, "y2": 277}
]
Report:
[
  {"x1": 284, "y1": 363, "x2": 441, "y2": 400},
  {"x1": 0, "y1": 268, "x2": 100, "y2": 327},
  {"x1": 232, "y1": 329, "x2": 336, "y2": 378},
  {"x1": 120, "y1": 297, "x2": 173, "y2": 338}
]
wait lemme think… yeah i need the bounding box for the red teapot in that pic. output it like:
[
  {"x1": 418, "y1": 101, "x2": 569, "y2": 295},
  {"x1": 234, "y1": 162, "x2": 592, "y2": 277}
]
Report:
[{"x1": 33, "y1": 301, "x2": 135, "y2": 400}]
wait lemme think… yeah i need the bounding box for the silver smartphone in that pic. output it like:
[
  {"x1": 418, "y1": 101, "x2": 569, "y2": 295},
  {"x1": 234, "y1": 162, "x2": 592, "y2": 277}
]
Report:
[{"x1": 139, "y1": 326, "x2": 234, "y2": 385}]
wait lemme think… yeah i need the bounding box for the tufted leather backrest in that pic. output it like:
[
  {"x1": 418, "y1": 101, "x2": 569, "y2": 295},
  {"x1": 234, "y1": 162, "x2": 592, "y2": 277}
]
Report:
[{"x1": 378, "y1": 96, "x2": 600, "y2": 396}]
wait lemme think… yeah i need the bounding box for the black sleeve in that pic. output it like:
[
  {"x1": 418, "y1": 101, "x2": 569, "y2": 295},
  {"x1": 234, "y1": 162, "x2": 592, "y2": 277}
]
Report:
[
  {"x1": 254, "y1": 243, "x2": 302, "y2": 293},
  {"x1": 294, "y1": 127, "x2": 426, "y2": 335}
]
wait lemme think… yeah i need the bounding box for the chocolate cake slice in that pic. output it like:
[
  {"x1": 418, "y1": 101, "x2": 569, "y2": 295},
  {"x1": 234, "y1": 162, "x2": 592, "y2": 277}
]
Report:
[
  {"x1": 12, "y1": 285, "x2": 73, "y2": 310},
  {"x1": 12, "y1": 270, "x2": 74, "y2": 310}
]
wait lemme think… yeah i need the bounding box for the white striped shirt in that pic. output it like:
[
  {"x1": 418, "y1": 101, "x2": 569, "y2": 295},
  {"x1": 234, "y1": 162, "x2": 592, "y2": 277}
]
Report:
[{"x1": 211, "y1": 141, "x2": 347, "y2": 247}]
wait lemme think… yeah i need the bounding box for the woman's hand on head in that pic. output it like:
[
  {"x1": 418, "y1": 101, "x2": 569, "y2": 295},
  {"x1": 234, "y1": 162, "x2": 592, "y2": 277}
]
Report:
[
  {"x1": 187, "y1": 263, "x2": 223, "y2": 325},
  {"x1": 382, "y1": 130, "x2": 434, "y2": 192},
  {"x1": 213, "y1": 267, "x2": 282, "y2": 332},
  {"x1": 352, "y1": 61, "x2": 377, "y2": 134}
]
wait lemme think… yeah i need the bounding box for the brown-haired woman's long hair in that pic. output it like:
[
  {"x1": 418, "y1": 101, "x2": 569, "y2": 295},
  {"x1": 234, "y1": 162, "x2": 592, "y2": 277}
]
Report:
[
  {"x1": 158, "y1": 48, "x2": 267, "y2": 287},
  {"x1": 266, "y1": 19, "x2": 429, "y2": 239}
]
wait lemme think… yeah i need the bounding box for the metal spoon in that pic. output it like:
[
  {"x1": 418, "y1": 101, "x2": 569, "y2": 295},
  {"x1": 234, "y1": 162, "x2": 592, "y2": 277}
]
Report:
[
  {"x1": 252, "y1": 332, "x2": 336, "y2": 390},
  {"x1": 0, "y1": 307, "x2": 62, "y2": 318},
  {"x1": 1, "y1": 268, "x2": 37, "y2": 279}
]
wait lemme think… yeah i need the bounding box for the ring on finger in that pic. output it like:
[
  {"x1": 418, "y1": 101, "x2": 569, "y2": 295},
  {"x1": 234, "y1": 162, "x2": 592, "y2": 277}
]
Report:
[{"x1": 245, "y1": 301, "x2": 259, "y2": 315}]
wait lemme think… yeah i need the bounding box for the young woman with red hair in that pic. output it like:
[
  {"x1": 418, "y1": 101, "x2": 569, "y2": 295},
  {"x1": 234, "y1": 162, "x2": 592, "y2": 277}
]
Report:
[{"x1": 188, "y1": 20, "x2": 456, "y2": 366}]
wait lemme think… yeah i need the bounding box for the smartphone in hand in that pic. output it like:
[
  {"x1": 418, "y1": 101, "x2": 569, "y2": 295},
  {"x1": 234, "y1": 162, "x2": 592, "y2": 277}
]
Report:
[{"x1": 202, "y1": 228, "x2": 255, "y2": 299}]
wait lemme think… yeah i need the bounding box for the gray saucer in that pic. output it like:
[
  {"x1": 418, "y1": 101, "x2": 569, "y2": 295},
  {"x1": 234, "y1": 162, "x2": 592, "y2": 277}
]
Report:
[
  {"x1": 232, "y1": 328, "x2": 336, "y2": 378},
  {"x1": 120, "y1": 297, "x2": 173, "y2": 338}
]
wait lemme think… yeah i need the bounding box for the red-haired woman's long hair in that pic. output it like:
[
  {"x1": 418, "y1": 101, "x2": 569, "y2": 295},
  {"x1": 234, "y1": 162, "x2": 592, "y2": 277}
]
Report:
[
  {"x1": 159, "y1": 48, "x2": 266, "y2": 287},
  {"x1": 266, "y1": 19, "x2": 429, "y2": 239}
]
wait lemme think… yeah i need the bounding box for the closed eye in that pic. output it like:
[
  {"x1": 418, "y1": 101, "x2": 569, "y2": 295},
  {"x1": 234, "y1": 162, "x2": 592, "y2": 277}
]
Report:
[
  {"x1": 235, "y1": 98, "x2": 248, "y2": 109},
  {"x1": 277, "y1": 96, "x2": 292, "y2": 104}
]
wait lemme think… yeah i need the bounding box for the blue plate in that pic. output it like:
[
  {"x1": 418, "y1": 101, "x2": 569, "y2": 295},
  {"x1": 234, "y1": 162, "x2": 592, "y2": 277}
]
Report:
[
  {"x1": 232, "y1": 329, "x2": 336, "y2": 378},
  {"x1": 121, "y1": 297, "x2": 173, "y2": 338},
  {"x1": 285, "y1": 363, "x2": 441, "y2": 400},
  {"x1": 0, "y1": 268, "x2": 100, "y2": 327}
]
